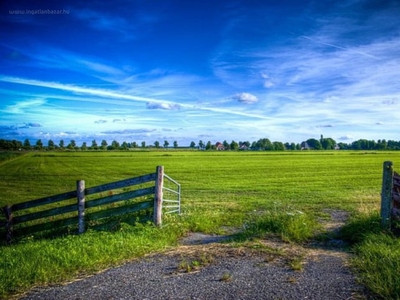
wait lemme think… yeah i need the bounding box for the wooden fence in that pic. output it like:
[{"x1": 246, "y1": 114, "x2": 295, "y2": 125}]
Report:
[
  {"x1": 0, "y1": 166, "x2": 180, "y2": 244},
  {"x1": 381, "y1": 161, "x2": 400, "y2": 232}
]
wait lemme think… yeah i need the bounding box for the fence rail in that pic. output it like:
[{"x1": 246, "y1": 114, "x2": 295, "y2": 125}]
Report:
[{"x1": 1, "y1": 166, "x2": 180, "y2": 244}]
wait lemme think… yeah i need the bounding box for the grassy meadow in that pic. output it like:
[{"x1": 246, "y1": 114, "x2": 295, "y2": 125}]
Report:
[{"x1": 1, "y1": 150, "x2": 400, "y2": 298}]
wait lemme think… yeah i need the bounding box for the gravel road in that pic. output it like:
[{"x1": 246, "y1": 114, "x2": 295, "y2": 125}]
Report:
[
  {"x1": 20, "y1": 239, "x2": 371, "y2": 300},
  {"x1": 19, "y1": 210, "x2": 373, "y2": 300}
]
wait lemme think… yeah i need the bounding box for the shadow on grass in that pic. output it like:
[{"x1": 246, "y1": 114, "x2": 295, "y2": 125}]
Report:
[
  {"x1": 337, "y1": 211, "x2": 383, "y2": 245},
  {"x1": 0, "y1": 210, "x2": 154, "y2": 246}
]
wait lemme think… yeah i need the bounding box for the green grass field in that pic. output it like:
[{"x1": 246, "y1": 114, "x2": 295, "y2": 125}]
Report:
[{"x1": 1, "y1": 150, "x2": 400, "y2": 298}]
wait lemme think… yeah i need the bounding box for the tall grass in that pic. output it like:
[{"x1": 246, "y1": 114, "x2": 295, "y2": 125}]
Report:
[
  {"x1": 1, "y1": 151, "x2": 400, "y2": 298},
  {"x1": 339, "y1": 211, "x2": 400, "y2": 299},
  {"x1": 352, "y1": 233, "x2": 400, "y2": 299}
]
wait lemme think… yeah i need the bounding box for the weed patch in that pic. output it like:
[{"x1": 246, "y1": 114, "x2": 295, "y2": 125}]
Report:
[{"x1": 240, "y1": 204, "x2": 320, "y2": 243}]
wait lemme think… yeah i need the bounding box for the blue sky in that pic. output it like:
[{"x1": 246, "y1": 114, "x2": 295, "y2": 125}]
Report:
[{"x1": 1, "y1": 0, "x2": 400, "y2": 146}]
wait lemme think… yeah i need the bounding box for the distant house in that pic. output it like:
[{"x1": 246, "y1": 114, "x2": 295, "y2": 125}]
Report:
[
  {"x1": 300, "y1": 141, "x2": 312, "y2": 150},
  {"x1": 215, "y1": 142, "x2": 225, "y2": 151},
  {"x1": 239, "y1": 144, "x2": 249, "y2": 150}
]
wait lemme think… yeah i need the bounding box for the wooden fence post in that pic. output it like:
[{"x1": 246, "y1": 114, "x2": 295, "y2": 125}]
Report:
[
  {"x1": 3, "y1": 205, "x2": 13, "y2": 244},
  {"x1": 381, "y1": 161, "x2": 393, "y2": 230},
  {"x1": 154, "y1": 166, "x2": 164, "y2": 227},
  {"x1": 77, "y1": 180, "x2": 86, "y2": 234}
]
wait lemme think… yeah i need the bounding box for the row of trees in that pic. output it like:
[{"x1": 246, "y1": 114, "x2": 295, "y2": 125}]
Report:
[
  {"x1": 0, "y1": 139, "x2": 180, "y2": 151},
  {"x1": 0, "y1": 136, "x2": 399, "y2": 151}
]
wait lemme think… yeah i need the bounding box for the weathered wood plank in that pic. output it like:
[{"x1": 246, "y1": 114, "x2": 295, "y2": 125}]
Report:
[
  {"x1": 88, "y1": 201, "x2": 153, "y2": 221},
  {"x1": 3, "y1": 206, "x2": 13, "y2": 244},
  {"x1": 85, "y1": 173, "x2": 156, "y2": 195},
  {"x1": 12, "y1": 203, "x2": 77, "y2": 225},
  {"x1": 86, "y1": 186, "x2": 155, "y2": 208},
  {"x1": 11, "y1": 191, "x2": 77, "y2": 212},
  {"x1": 381, "y1": 161, "x2": 393, "y2": 230},
  {"x1": 153, "y1": 166, "x2": 164, "y2": 227},
  {"x1": 393, "y1": 192, "x2": 400, "y2": 204},
  {"x1": 77, "y1": 180, "x2": 85, "y2": 234}
]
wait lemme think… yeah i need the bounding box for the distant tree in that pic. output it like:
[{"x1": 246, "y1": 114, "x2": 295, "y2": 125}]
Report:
[
  {"x1": 109, "y1": 140, "x2": 120, "y2": 150},
  {"x1": 190, "y1": 141, "x2": 196, "y2": 148},
  {"x1": 198, "y1": 140, "x2": 204, "y2": 150},
  {"x1": 306, "y1": 138, "x2": 322, "y2": 150},
  {"x1": 273, "y1": 141, "x2": 285, "y2": 151},
  {"x1": 59, "y1": 139, "x2": 64, "y2": 149},
  {"x1": 223, "y1": 140, "x2": 230, "y2": 150},
  {"x1": 35, "y1": 139, "x2": 43, "y2": 150},
  {"x1": 164, "y1": 140, "x2": 169, "y2": 148},
  {"x1": 377, "y1": 139, "x2": 387, "y2": 150},
  {"x1": 0, "y1": 140, "x2": 10, "y2": 150},
  {"x1": 121, "y1": 141, "x2": 129, "y2": 150},
  {"x1": 173, "y1": 141, "x2": 178, "y2": 148},
  {"x1": 256, "y1": 138, "x2": 273, "y2": 150},
  {"x1": 154, "y1": 141, "x2": 160, "y2": 148},
  {"x1": 23, "y1": 139, "x2": 31, "y2": 150},
  {"x1": 14, "y1": 140, "x2": 23, "y2": 149},
  {"x1": 264, "y1": 139, "x2": 274, "y2": 150},
  {"x1": 230, "y1": 140, "x2": 239, "y2": 150},
  {"x1": 48, "y1": 139, "x2": 55, "y2": 150},
  {"x1": 132, "y1": 141, "x2": 138, "y2": 148},
  {"x1": 205, "y1": 141, "x2": 212, "y2": 150},
  {"x1": 81, "y1": 142, "x2": 87, "y2": 151},
  {"x1": 101, "y1": 140, "x2": 108, "y2": 150},
  {"x1": 290, "y1": 142, "x2": 296, "y2": 150},
  {"x1": 141, "y1": 141, "x2": 146, "y2": 148},
  {"x1": 337, "y1": 142, "x2": 349, "y2": 150},
  {"x1": 91, "y1": 140, "x2": 98, "y2": 150},
  {"x1": 321, "y1": 137, "x2": 336, "y2": 150},
  {"x1": 67, "y1": 140, "x2": 76, "y2": 149}
]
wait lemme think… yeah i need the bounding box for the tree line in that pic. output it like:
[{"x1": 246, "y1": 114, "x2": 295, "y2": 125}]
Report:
[{"x1": 0, "y1": 136, "x2": 399, "y2": 151}]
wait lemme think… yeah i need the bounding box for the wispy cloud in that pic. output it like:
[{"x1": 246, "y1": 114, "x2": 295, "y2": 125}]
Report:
[
  {"x1": 146, "y1": 102, "x2": 181, "y2": 110},
  {"x1": 73, "y1": 9, "x2": 131, "y2": 35},
  {"x1": 101, "y1": 128, "x2": 156, "y2": 135},
  {"x1": 4, "y1": 98, "x2": 46, "y2": 114},
  {"x1": 0, "y1": 76, "x2": 272, "y2": 120},
  {"x1": 20, "y1": 123, "x2": 42, "y2": 128}
]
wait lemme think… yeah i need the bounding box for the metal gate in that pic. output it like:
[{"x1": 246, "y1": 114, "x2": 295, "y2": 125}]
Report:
[{"x1": 163, "y1": 173, "x2": 181, "y2": 214}]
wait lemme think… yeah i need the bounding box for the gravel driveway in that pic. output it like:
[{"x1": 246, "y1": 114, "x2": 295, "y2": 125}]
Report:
[
  {"x1": 19, "y1": 210, "x2": 373, "y2": 300},
  {"x1": 20, "y1": 240, "x2": 371, "y2": 300}
]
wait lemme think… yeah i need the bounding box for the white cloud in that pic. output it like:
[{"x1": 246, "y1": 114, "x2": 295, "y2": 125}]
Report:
[{"x1": 233, "y1": 92, "x2": 258, "y2": 104}]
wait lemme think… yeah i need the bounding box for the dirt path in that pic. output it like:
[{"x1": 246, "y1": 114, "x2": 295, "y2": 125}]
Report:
[{"x1": 20, "y1": 210, "x2": 373, "y2": 300}]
